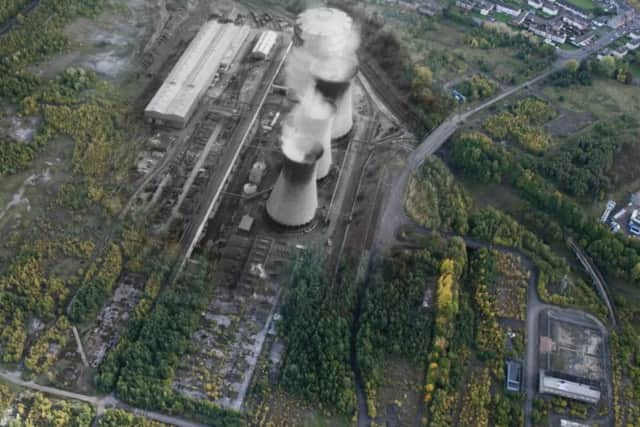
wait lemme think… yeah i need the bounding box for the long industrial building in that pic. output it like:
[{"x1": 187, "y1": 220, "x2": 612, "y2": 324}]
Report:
[{"x1": 144, "y1": 22, "x2": 251, "y2": 128}]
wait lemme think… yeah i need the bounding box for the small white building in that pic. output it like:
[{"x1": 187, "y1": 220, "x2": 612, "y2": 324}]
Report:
[
  {"x1": 542, "y1": 3, "x2": 560, "y2": 15},
  {"x1": 627, "y1": 39, "x2": 640, "y2": 50},
  {"x1": 251, "y1": 30, "x2": 279, "y2": 60},
  {"x1": 630, "y1": 31, "x2": 640, "y2": 40},
  {"x1": 496, "y1": 2, "x2": 523, "y2": 16},
  {"x1": 562, "y1": 14, "x2": 589, "y2": 30},
  {"x1": 528, "y1": 0, "x2": 543, "y2": 8},
  {"x1": 612, "y1": 48, "x2": 628, "y2": 58},
  {"x1": 478, "y1": 0, "x2": 495, "y2": 15},
  {"x1": 539, "y1": 371, "x2": 601, "y2": 404},
  {"x1": 457, "y1": 0, "x2": 477, "y2": 10},
  {"x1": 556, "y1": 0, "x2": 590, "y2": 18}
]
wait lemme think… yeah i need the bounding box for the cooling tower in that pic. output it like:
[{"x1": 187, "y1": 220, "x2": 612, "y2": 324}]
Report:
[
  {"x1": 311, "y1": 56, "x2": 358, "y2": 140},
  {"x1": 294, "y1": 8, "x2": 356, "y2": 57},
  {"x1": 295, "y1": 7, "x2": 359, "y2": 139},
  {"x1": 266, "y1": 126, "x2": 324, "y2": 227},
  {"x1": 293, "y1": 94, "x2": 335, "y2": 179}
]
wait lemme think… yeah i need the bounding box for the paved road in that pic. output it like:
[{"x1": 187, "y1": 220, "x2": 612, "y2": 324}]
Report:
[
  {"x1": 367, "y1": 30, "x2": 629, "y2": 427},
  {"x1": 372, "y1": 24, "x2": 631, "y2": 253},
  {"x1": 0, "y1": 370, "x2": 211, "y2": 427}
]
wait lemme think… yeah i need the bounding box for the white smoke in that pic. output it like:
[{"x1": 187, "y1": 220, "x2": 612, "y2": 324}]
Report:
[{"x1": 281, "y1": 7, "x2": 359, "y2": 163}]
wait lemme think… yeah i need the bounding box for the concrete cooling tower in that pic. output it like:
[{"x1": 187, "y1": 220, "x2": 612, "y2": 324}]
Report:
[
  {"x1": 295, "y1": 7, "x2": 359, "y2": 139},
  {"x1": 293, "y1": 94, "x2": 335, "y2": 179},
  {"x1": 294, "y1": 8, "x2": 356, "y2": 57},
  {"x1": 311, "y1": 56, "x2": 358, "y2": 141},
  {"x1": 266, "y1": 125, "x2": 324, "y2": 227}
]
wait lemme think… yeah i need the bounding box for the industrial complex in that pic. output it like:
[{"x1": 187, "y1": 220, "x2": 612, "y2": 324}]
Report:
[
  {"x1": 538, "y1": 309, "x2": 606, "y2": 405},
  {"x1": 144, "y1": 22, "x2": 252, "y2": 127},
  {"x1": 129, "y1": 5, "x2": 401, "y2": 409}
]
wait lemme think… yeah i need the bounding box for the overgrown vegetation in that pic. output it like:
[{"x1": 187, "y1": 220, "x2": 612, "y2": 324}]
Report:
[
  {"x1": 483, "y1": 98, "x2": 556, "y2": 152},
  {"x1": 97, "y1": 263, "x2": 243, "y2": 427},
  {"x1": 406, "y1": 156, "x2": 471, "y2": 234},
  {"x1": 535, "y1": 115, "x2": 637, "y2": 199},
  {"x1": 0, "y1": 391, "x2": 95, "y2": 426},
  {"x1": 98, "y1": 409, "x2": 171, "y2": 427},
  {"x1": 451, "y1": 130, "x2": 640, "y2": 286},
  {"x1": 455, "y1": 74, "x2": 498, "y2": 101},
  {"x1": 357, "y1": 236, "x2": 465, "y2": 417}
]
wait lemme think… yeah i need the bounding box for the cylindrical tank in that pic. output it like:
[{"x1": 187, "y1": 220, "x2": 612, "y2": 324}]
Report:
[
  {"x1": 266, "y1": 129, "x2": 324, "y2": 227},
  {"x1": 293, "y1": 95, "x2": 335, "y2": 180}
]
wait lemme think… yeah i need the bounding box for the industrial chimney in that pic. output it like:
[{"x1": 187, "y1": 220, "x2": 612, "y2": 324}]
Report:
[
  {"x1": 294, "y1": 7, "x2": 359, "y2": 139},
  {"x1": 266, "y1": 123, "x2": 324, "y2": 227}
]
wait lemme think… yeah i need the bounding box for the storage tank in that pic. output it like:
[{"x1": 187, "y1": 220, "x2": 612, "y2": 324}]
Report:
[
  {"x1": 266, "y1": 123, "x2": 324, "y2": 227},
  {"x1": 295, "y1": 7, "x2": 359, "y2": 139}
]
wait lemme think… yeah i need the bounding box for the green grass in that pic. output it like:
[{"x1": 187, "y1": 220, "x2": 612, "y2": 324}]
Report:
[
  {"x1": 492, "y1": 12, "x2": 514, "y2": 23},
  {"x1": 541, "y1": 78, "x2": 640, "y2": 118},
  {"x1": 560, "y1": 43, "x2": 580, "y2": 51},
  {"x1": 563, "y1": 0, "x2": 597, "y2": 10},
  {"x1": 382, "y1": 11, "x2": 553, "y2": 85}
]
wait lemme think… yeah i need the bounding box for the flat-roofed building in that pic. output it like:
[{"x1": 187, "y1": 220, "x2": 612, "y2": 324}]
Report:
[
  {"x1": 539, "y1": 371, "x2": 601, "y2": 404},
  {"x1": 144, "y1": 22, "x2": 251, "y2": 128},
  {"x1": 538, "y1": 309, "x2": 605, "y2": 405},
  {"x1": 252, "y1": 30, "x2": 279, "y2": 60},
  {"x1": 506, "y1": 361, "x2": 522, "y2": 392}
]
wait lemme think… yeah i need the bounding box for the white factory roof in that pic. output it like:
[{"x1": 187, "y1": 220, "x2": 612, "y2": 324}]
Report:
[
  {"x1": 221, "y1": 25, "x2": 251, "y2": 68},
  {"x1": 252, "y1": 30, "x2": 278, "y2": 59},
  {"x1": 145, "y1": 22, "x2": 250, "y2": 125},
  {"x1": 539, "y1": 372, "x2": 600, "y2": 404}
]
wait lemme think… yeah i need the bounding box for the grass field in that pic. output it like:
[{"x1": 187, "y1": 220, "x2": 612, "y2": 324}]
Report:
[
  {"x1": 563, "y1": 0, "x2": 597, "y2": 10},
  {"x1": 372, "y1": 358, "x2": 424, "y2": 424},
  {"x1": 542, "y1": 78, "x2": 640, "y2": 119},
  {"x1": 377, "y1": 9, "x2": 549, "y2": 85}
]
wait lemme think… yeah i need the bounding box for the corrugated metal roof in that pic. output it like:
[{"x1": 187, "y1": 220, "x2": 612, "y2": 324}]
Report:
[{"x1": 145, "y1": 23, "x2": 251, "y2": 124}]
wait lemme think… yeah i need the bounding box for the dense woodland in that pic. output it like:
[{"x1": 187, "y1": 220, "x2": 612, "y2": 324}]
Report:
[
  {"x1": 451, "y1": 131, "x2": 640, "y2": 284},
  {"x1": 278, "y1": 250, "x2": 357, "y2": 415},
  {"x1": 536, "y1": 115, "x2": 637, "y2": 199}
]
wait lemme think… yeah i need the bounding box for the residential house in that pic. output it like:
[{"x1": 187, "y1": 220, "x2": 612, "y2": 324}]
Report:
[
  {"x1": 528, "y1": 0, "x2": 543, "y2": 8},
  {"x1": 556, "y1": 0, "x2": 590, "y2": 19},
  {"x1": 572, "y1": 31, "x2": 596, "y2": 47},
  {"x1": 562, "y1": 14, "x2": 590, "y2": 30},
  {"x1": 456, "y1": 0, "x2": 476, "y2": 11},
  {"x1": 626, "y1": 39, "x2": 640, "y2": 50},
  {"x1": 611, "y1": 48, "x2": 628, "y2": 58},
  {"x1": 477, "y1": 0, "x2": 495, "y2": 15},
  {"x1": 496, "y1": 2, "x2": 523, "y2": 16},
  {"x1": 542, "y1": 2, "x2": 560, "y2": 16}
]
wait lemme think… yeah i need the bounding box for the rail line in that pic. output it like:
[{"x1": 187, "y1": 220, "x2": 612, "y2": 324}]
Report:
[{"x1": 177, "y1": 39, "x2": 293, "y2": 270}]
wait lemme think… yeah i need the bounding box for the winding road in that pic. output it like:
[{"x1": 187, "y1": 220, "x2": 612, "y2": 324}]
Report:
[
  {"x1": 0, "y1": 370, "x2": 211, "y2": 427},
  {"x1": 363, "y1": 28, "x2": 629, "y2": 427}
]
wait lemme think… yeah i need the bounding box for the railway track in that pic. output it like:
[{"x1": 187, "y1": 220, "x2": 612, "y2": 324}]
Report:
[{"x1": 358, "y1": 56, "x2": 419, "y2": 129}]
